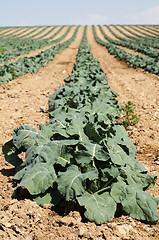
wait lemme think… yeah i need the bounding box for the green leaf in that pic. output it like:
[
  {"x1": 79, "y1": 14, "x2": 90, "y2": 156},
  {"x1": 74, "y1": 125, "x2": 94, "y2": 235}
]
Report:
[
  {"x1": 110, "y1": 181, "x2": 127, "y2": 203},
  {"x1": 119, "y1": 168, "x2": 157, "y2": 190},
  {"x1": 14, "y1": 163, "x2": 57, "y2": 195},
  {"x1": 121, "y1": 185, "x2": 159, "y2": 223},
  {"x1": 66, "y1": 113, "x2": 88, "y2": 142},
  {"x1": 110, "y1": 125, "x2": 137, "y2": 159},
  {"x1": 107, "y1": 138, "x2": 135, "y2": 168},
  {"x1": 77, "y1": 191, "x2": 117, "y2": 224},
  {"x1": 75, "y1": 142, "x2": 109, "y2": 166},
  {"x1": 13, "y1": 125, "x2": 38, "y2": 149},
  {"x1": 2, "y1": 140, "x2": 23, "y2": 167},
  {"x1": 38, "y1": 141, "x2": 62, "y2": 164},
  {"x1": 57, "y1": 165, "x2": 98, "y2": 201},
  {"x1": 33, "y1": 188, "x2": 63, "y2": 207},
  {"x1": 84, "y1": 123, "x2": 102, "y2": 143}
]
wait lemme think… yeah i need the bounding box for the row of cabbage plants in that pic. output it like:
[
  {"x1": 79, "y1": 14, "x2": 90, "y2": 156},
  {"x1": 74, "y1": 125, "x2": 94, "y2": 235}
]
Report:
[
  {"x1": 93, "y1": 26, "x2": 159, "y2": 75},
  {"x1": 0, "y1": 26, "x2": 79, "y2": 84},
  {"x1": 116, "y1": 25, "x2": 159, "y2": 48},
  {"x1": 0, "y1": 26, "x2": 71, "y2": 63},
  {"x1": 3, "y1": 26, "x2": 159, "y2": 224},
  {"x1": 100, "y1": 26, "x2": 159, "y2": 60}
]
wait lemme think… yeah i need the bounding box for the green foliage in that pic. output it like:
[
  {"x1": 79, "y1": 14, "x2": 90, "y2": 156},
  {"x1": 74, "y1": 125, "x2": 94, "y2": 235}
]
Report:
[
  {"x1": 93, "y1": 26, "x2": 159, "y2": 76},
  {"x1": 0, "y1": 46, "x2": 4, "y2": 53},
  {"x1": 3, "y1": 27, "x2": 159, "y2": 224},
  {"x1": 119, "y1": 101, "x2": 140, "y2": 128},
  {"x1": 0, "y1": 26, "x2": 79, "y2": 85}
]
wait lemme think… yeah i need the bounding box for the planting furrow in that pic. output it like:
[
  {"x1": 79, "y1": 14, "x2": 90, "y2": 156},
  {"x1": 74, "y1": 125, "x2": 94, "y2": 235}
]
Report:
[
  {"x1": 114, "y1": 25, "x2": 159, "y2": 49},
  {"x1": 16, "y1": 26, "x2": 46, "y2": 39}
]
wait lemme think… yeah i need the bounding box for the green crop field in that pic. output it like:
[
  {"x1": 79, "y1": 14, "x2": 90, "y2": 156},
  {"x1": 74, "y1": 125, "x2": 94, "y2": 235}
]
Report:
[{"x1": 0, "y1": 25, "x2": 159, "y2": 227}]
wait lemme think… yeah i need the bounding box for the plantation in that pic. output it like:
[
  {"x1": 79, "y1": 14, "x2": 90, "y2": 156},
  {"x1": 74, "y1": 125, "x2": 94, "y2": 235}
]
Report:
[{"x1": 0, "y1": 25, "x2": 159, "y2": 239}]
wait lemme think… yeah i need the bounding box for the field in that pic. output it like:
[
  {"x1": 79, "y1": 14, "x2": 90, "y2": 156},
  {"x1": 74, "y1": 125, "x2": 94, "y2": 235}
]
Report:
[{"x1": 0, "y1": 25, "x2": 159, "y2": 239}]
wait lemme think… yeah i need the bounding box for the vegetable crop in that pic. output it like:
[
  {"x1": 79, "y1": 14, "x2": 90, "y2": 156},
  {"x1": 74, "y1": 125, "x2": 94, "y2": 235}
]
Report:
[
  {"x1": 0, "y1": 26, "x2": 79, "y2": 84},
  {"x1": 93, "y1": 26, "x2": 159, "y2": 76},
  {"x1": 3, "y1": 27, "x2": 159, "y2": 224}
]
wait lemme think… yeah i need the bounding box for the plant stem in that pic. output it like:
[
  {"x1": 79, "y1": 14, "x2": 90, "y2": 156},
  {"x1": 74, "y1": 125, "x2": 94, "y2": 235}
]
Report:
[{"x1": 96, "y1": 178, "x2": 114, "y2": 194}]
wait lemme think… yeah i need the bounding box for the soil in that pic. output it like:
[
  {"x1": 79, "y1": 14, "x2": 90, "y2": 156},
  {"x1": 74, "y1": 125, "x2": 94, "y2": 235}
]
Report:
[{"x1": 0, "y1": 26, "x2": 159, "y2": 240}]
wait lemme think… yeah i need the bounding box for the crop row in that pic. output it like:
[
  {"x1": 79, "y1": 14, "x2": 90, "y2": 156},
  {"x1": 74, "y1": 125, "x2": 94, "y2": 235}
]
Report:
[
  {"x1": 135, "y1": 25, "x2": 159, "y2": 36},
  {"x1": 0, "y1": 26, "x2": 44, "y2": 39},
  {"x1": 93, "y1": 26, "x2": 159, "y2": 75},
  {"x1": 0, "y1": 25, "x2": 159, "y2": 85},
  {"x1": 115, "y1": 25, "x2": 159, "y2": 48},
  {"x1": 100, "y1": 26, "x2": 159, "y2": 60},
  {"x1": 129, "y1": 25, "x2": 158, "y2": 38},
  {"x1": 0, "y1": 26, "x2": 69, "y2": 62},
  {"x1": 0, "y1": 26, "x2": 78, "y2": 84},
  {"x1": 3, "y1": 26, "x2": 159, "y2": 224}
]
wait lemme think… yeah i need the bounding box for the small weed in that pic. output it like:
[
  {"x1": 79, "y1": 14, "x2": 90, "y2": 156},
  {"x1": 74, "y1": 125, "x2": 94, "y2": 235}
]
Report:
[
  {"x1": 0, "y1": 46, "x2": 4, "y2": 53},
  {"x1": 119, "y1": 101, "x2": 140, "y2": 128},
  {"x1": 8, "y1": 67, "x2": 17, "y2": 79}
]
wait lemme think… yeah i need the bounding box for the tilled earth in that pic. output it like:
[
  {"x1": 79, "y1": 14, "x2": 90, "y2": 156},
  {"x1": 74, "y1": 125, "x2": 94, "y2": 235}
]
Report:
[{"x1": 0, "y1": 26, "x2": 159, "y2": 240}]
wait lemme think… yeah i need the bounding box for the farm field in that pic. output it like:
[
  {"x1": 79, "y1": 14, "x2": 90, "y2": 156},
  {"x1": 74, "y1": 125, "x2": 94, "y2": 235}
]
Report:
[{"x1": 0, "y1": 25, "x2": 159, "y2": 239}]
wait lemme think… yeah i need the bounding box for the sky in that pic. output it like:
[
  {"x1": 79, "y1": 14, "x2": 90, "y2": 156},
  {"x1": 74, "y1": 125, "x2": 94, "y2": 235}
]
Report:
[{"x1": 0, "y1": 0, "x2": 159, "y2": 26}]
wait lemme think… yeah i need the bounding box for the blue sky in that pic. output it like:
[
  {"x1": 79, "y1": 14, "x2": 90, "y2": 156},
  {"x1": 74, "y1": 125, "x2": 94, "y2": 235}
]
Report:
[{"x1": 1, "y1": 0, "x2": 159, "y2": 26}]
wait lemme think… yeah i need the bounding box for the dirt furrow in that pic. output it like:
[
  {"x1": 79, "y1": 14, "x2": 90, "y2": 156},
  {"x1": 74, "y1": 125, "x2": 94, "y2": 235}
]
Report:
[
  {"x1": 113, "y1": 25, "x2": 138, "y2": 38},
  {"x1": 109, "y1": 25, "x2": 134, "y2": 40},
  {"x1": 2, "y1": 27, "x2": 28, "y2": 38},
  {"x1": 5, "y1": 27, "x2": 38, "y2": 38},
  {"x1": 32, "y1": 26, "x2": 53, "y2": 39},
  {"x1": 140, "y1": 26, "x2": 159, "y2": 35},
  {"x1": 41, "y1": 26, "x2": 60, "y2": 40}
]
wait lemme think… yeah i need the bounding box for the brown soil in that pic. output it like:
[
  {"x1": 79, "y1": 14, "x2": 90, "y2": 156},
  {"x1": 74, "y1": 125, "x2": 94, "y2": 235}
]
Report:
[
  {"x1": 0, "y1": 26, "x2": 159, "y2": 240},
  {"x1": 41, "y1": 26, "x2": 61, "y2": 40},
  {"x1": 5, "y1": 27, "x2": 37, "y2": 37},
  {"x1": 108, "y1": 26, "x2": 133, "y2": 40}
]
